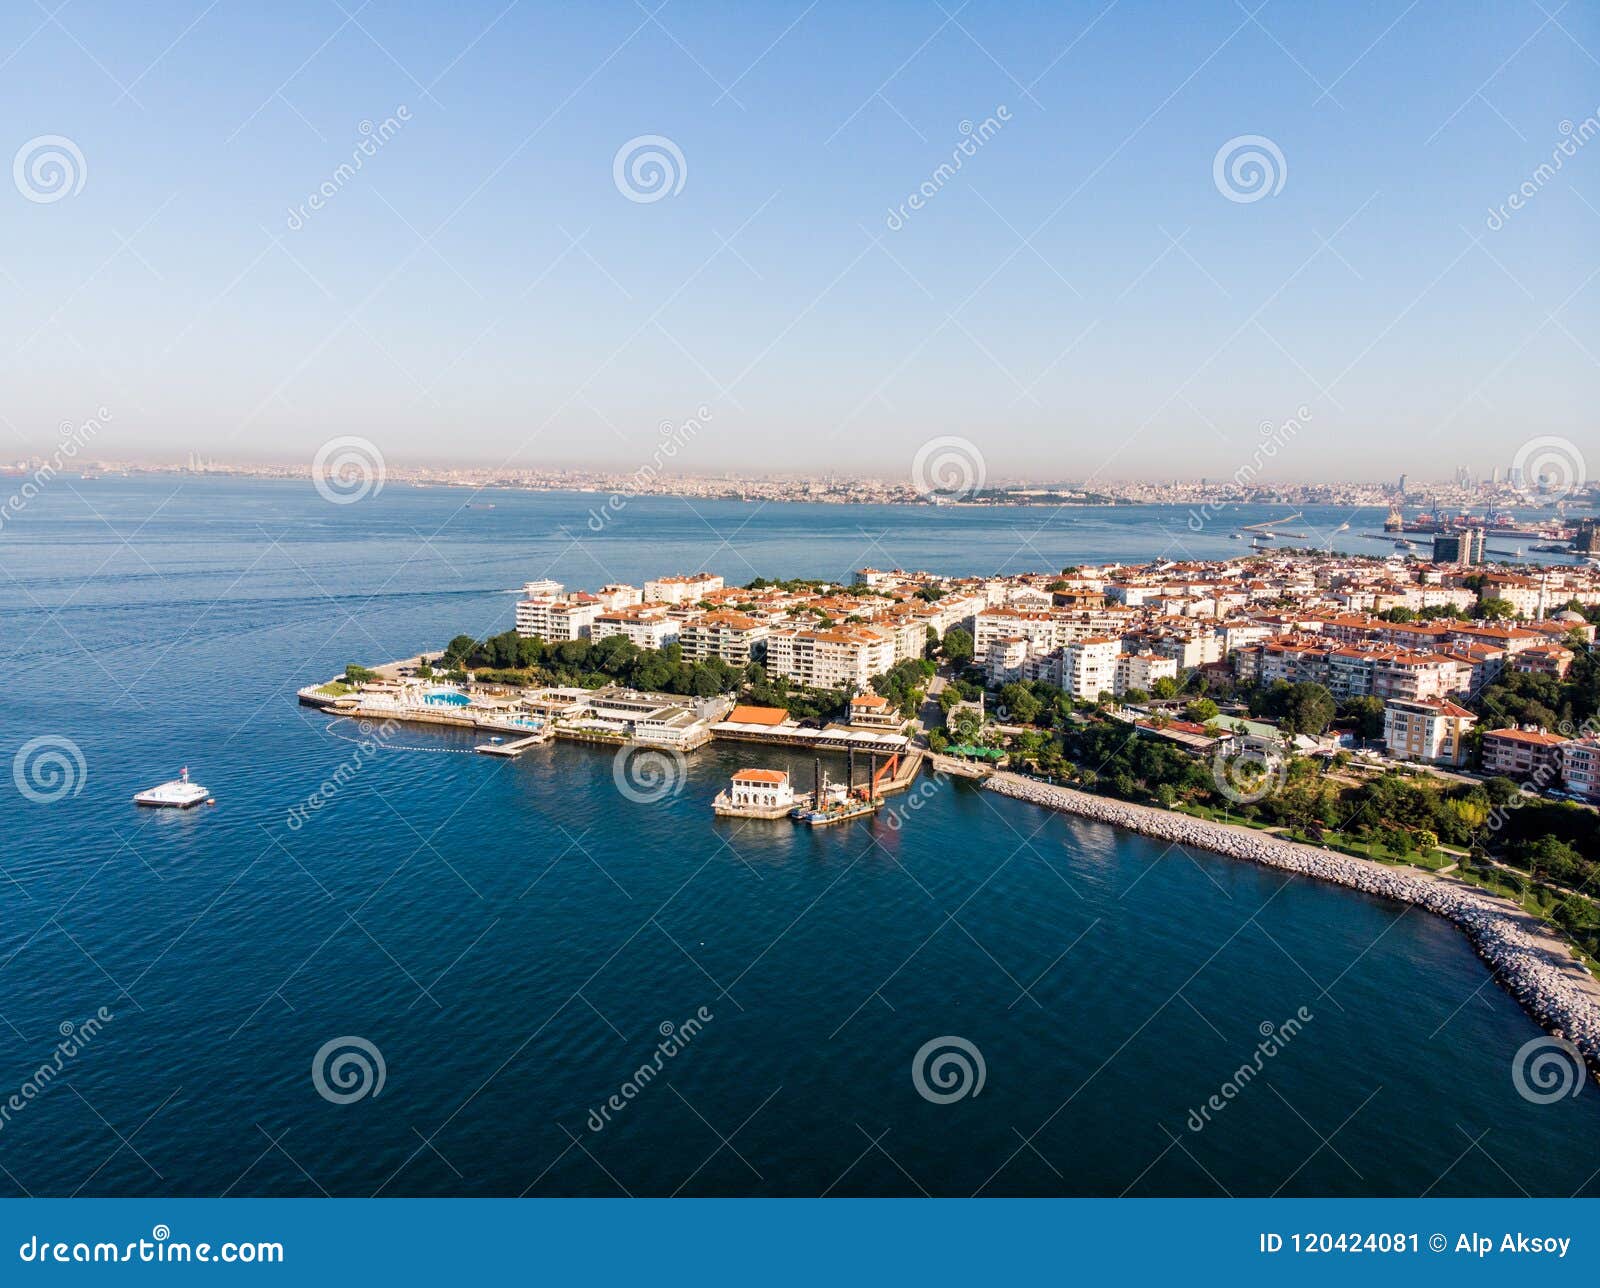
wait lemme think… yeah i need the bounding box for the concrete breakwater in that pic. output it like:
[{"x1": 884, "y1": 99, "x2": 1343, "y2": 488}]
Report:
[{"x1": 986, "y1": 773, "x2": 1600, "y2": 1073}]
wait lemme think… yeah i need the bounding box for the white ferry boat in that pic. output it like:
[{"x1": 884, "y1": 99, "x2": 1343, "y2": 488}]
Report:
[{"x1": 133, "y1": 767, "x2": 213, "y2": 809}]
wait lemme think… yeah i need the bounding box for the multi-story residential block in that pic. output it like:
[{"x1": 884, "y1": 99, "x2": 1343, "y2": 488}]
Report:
[
  {"x1": 985, "y1": 636, "x2": 1031, "y2": 686},
  {"x1": 1382, "y1": 697, "x2": 1476, "y2": 767},
  {"x1": 515, "y1": 594, "x2": 601, "y2": 641},
  {"x1": 644, "y1": 573, "x2": 725, "y2": 605},
  {"x1": 1562, "y1": 738, "x2": 1600, "y2": 801},
  {"x1": 764, "y1": 627, "x2": 895, "y2": 690},
  {"x1": 679, "y1": 612, "x2": 770, "y2": 666},
  {"x1": 590, "y1": 605, "x2": 680, "y2": 650},
  {"x1": 1510, "y1": 643, "x2": 1575, "y2": 679},
  {"x1": 1481, "y1": 727, "x2": 1568, "y2": 781},
  {"x1": 1113, "y1": 650, "x2": 1177, "y2": 696},
  {"x1": 973, "y1": 608, "x2": 1059, "y2": 661},
  {"x1": 1062, "y1": 637, "x2": 1121, "y2": 701}
]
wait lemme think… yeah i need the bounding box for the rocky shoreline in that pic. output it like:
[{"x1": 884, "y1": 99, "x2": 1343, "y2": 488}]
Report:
[{"x1": 986, "y1": 772, "x2": 1600, "y2": 1071}]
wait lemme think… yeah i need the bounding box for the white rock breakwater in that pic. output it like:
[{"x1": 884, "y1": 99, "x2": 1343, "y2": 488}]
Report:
[{"x1": 987, "y1": 773, "x2": 1600, "y2": 1070}]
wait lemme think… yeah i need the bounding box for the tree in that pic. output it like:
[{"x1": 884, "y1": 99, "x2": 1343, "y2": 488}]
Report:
[
  {"x1": 1184, "y1": 697, "x2": 1219, "y2": 724},
  {"x1": 1275, "y1": 682, "x2": 1336, "y2": 737},
  {"x1": 1340, "y1": 695, "x2": 1386, "y2": 741},
  {"x1": 1480, "y1": 597, "x2": 1516, "y2": 621},
  {"x1": 997, "y1": 682, "x2": 1043, "y2": 726},
  {"x1": 942, "y1": 627, "x2": 974, "y2": 666},
  {"x1": 1152, "y1": 676, "x2": 1179, "y2": 699},
  {"x1": 345, "y1": 664, "x2": 378, "y2": 685}
]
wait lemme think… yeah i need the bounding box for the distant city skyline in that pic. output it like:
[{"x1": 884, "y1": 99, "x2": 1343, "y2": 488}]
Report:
[{"x1": 3, "y1": 1, "x2": 1596, "y2": 480}]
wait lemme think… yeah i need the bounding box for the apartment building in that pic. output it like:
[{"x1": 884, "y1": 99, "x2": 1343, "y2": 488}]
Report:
[
  {"x1": 973, "y1": 608, "x2": 1060, "y2": 661},
  {"x1": 679, "y1": 612, "x2": 769, "y2": 667},
  {"x1": 1481, "y1": 727, "x2": 1568, "y2": 781},
  {"x1": 1113, "y1": 650, "x2": 1177, "y2": 696},
  {"x1": 590, "y1": 605, "x2": 680, "y2": 650},
  {"x1": 764, "y1": 626, "x2": 896, "y2": 690},
  {"x1": 515, "y1": 594, "x2": 601, "y2": 641},
  {"x1": 1562, "y1": 739, "x2": 1600, "y2": 802},
  {"x1": 643, "y1": 573, "x2": 725, "y2": 605},
  {"x1": 1062, "y1": 637, "x2": 1121, "y2": 702},
  {"x1": 1382, "y1": 697, "x2": 1476, "y2": 767}
]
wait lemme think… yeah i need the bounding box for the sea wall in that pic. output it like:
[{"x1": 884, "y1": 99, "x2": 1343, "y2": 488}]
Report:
[{"x1": 986, "y1": 774, "x2": 1600, "y2": 1069}]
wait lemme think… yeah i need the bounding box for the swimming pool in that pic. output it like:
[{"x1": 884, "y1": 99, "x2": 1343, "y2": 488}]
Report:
[{"x1": 423, "y1": 691, "x2": 471, "y2": 707}]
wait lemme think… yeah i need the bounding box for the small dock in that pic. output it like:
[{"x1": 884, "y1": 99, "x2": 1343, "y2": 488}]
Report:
[{"x1": 476, "y1": 733, "x2": 546, "y2": 757}]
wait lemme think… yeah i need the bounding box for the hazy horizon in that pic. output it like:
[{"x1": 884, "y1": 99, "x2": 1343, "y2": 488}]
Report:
[{"x1": 4, "y1": 1, "x2": 1596, "y2": 484}]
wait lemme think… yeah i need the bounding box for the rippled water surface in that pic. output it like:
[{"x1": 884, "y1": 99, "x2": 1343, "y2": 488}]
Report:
[{"x1": 1, "y1": 478, "x2": 1595, "y2": 1195}]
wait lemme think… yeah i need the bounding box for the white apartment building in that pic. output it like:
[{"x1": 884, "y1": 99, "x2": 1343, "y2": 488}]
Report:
[
  {"x1": 1113, "y1": 650, "x2": 1177, "y2": 696},
  {"x1": 1062, "y1": 637, "x2": 1121, "y2": 701},
  {"x1": 591, "y1": 605, "x2": 681, "y2": 650},
  {"x1": 679, "y1": 612, "x2": 770, "y2": 666},
  {"x1": 594, "y1": 584, "x2": 644, "y2": 610},
  {"x1": 973, "y1": 609, "x2": 1059, "y2": 661},
  {"x1": 515, "y1": 595, "x2": 601, "y2": 641},
  {"x1": 644, "y1": 573, "x2": 724, "y2": 605},
  {"x1": 985, "y1": 637, "x2": 1031, "y2": 686},
  {"x1": 764, "y1": 627, "x2": 896, "y2": 690},
  {"x1": 1382, "y1": 697, "x2": 1476, "y2": 767}
]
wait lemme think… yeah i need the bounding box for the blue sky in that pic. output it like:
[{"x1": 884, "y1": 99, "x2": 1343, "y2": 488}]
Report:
[{"x1": 2, "y1": 0, "x2": 1595, "y2": 481}]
